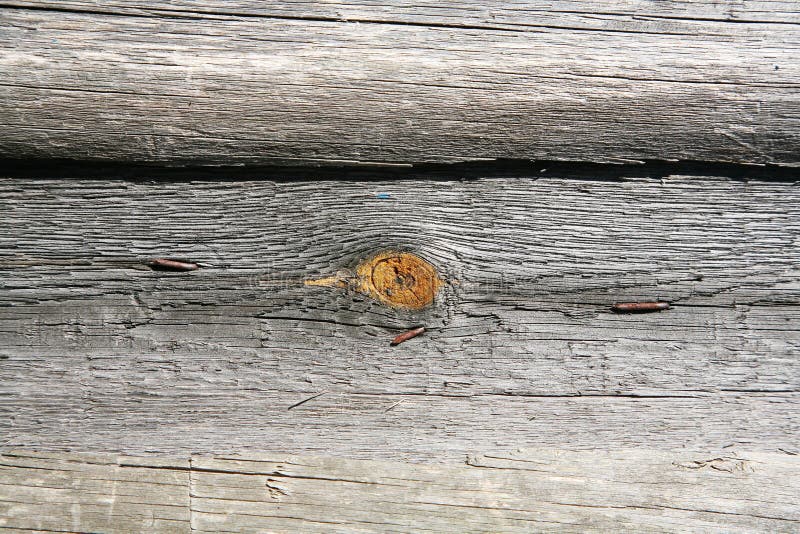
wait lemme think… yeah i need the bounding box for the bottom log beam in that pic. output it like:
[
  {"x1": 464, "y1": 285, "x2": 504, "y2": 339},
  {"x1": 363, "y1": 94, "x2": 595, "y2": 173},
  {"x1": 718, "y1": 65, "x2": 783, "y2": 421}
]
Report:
[{"x1": 0, "y1": 449, "x2": 798, "y2": 533}]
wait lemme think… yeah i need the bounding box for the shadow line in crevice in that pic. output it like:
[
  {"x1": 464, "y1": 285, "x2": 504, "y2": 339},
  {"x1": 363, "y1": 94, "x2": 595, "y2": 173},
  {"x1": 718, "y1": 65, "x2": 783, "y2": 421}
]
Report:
[{"x1": 0, "y1": 158, "x2": 798, "y2": 183}]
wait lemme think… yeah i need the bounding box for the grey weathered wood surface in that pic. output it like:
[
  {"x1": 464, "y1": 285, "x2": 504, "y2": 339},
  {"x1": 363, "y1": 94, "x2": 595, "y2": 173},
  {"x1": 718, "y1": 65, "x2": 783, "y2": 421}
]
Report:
[
  {"x1": 2, "y1": 169, "x2": 799, "y2": 462},
  {"x1": 0, "y1": 451, "x2": 189, "y2": 533},
  {"x1": 1, "y1": 1, "x2": 799, "y2": 167},
  {"x1": 1, "y1": 448, "x2": 798, "y2": 533}
]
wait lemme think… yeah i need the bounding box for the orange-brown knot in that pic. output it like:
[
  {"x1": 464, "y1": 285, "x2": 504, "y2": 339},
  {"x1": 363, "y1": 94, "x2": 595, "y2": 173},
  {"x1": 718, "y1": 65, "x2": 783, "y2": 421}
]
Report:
[{"x1": 305, "y1": 251, "x2": 443, "y2": 310}]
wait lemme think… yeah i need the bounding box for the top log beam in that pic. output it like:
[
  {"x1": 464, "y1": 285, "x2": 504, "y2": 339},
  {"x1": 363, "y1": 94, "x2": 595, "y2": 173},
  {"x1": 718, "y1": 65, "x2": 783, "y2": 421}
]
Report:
[{"x1": 1, "y1": 1, "x2": 799, "y2": 167}]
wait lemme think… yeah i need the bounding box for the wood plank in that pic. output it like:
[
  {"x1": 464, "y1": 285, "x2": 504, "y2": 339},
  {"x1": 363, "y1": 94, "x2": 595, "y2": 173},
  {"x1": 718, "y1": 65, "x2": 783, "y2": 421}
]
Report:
[
  {"x1": 1, "y1": 170, "x2": 798, "y2": 461},
  {"x1": 190, "y1": 449, "x2": 800, "y2": 533},
  {"x1": 10, "y1": 0, "x2": 800, "y2": 25},
  {"x1": 1, "y1": 449, "x2": 798, "y2": 532},
  {"x1": 0, "y1": 450, "x2": 189, "y2": 533},
  {"x1": 1, "y1": 2, "x2": 799, "y2": 166}
]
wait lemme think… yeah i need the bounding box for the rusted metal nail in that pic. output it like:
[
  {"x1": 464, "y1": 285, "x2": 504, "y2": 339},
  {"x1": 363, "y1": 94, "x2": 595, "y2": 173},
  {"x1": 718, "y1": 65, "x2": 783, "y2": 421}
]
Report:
[
  {"x1": 390, "y1": 326, "x2": 425, "y2": 346},
  {"x1": 147, "y1": 258, "x2": 200, "y2": 272},
  {"x1": 612, "y1": 301, "x2": 670, "y2": 313},
  {"x1": 287, "y1": 391, "x2": 327, "y2": 411}
]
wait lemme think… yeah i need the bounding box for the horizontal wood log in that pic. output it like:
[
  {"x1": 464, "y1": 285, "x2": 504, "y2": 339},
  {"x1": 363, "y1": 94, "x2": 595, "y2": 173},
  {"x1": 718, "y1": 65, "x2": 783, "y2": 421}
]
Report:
[
  {"x1": 1, "y1": 449, "x2": 798, "y2": 532},
  {"x1": 1, "y1": 169, "x2": 798, "y2": 461},
  {"x1": 0, "y1": 451, "x2": 190, "y2": 533},
  {"x1": 1, "y1": 1, "x2": 799, "y2": 166}
]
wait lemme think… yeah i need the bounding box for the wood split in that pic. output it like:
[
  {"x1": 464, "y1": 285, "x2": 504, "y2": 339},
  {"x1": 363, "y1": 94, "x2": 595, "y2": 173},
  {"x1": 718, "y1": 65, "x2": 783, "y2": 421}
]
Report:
[
  {"x1": 384, "y1": 400, "x2": 405, "y2": 412},
  {"x1": 287, "y1": 391, "x2": 327, "y2": 410},
  {"x1": 612, "y1": 301, "x2": 670, "y2": 313}
]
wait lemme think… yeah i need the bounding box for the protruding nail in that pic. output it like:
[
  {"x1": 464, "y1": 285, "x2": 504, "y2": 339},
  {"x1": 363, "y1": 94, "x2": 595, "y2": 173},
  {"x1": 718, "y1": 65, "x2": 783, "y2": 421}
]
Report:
[
  {"x1": 612, "y1": 302, "x2": 670, "y2": 313},
  {"x1": 147, "y1": 258, "x2": 200, "y2": 271},
  {"x1": 390, "y1": 326, "x2": 426, "y2": 346}
]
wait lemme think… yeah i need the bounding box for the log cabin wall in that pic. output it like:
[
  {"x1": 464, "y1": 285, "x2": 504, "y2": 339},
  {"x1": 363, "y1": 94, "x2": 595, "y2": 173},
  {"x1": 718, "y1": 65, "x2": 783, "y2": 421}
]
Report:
[{"x1": 1, "y1": 1, "x2": 799, "y2": 532}]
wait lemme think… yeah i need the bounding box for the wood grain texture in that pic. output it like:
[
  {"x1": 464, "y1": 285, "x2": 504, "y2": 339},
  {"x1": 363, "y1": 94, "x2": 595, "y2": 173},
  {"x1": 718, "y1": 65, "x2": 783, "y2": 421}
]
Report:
[
  {"x1": 0, "y1": 451, "x2": 189, "y2": 533},
  {"x1": 1, "y1": 1, "x2": 799, "y2": 167},
  {"x1": 1, "y1": 448, "x2": 798, "y2": 533},
  {"x1": 1, "y1": 169, "x2": 799, "y2": 462}
]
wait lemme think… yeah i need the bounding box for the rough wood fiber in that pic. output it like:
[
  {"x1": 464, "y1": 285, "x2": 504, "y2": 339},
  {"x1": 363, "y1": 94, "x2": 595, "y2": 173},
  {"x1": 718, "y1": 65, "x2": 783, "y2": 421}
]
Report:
[
  {"x1": 1, "y1": 449, "x2": 798, "y2": 533},
  {"x1": 1, "y1": 170, "x2": 799, "y2": 461},
  {"x1": 1, "y1": 1, "x2": 799, "y2": 166},
  {"x1": 0, "y1": 450, "x2": 189, "y2": 533}
]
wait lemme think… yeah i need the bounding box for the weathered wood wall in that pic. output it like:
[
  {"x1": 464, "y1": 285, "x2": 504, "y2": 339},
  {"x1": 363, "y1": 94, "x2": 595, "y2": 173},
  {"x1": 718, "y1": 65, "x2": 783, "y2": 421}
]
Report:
[
  {"x1": 2, "y1": 448, "x2": 798, "y2": 532},
  {"x1": 1, "y1": 1, "x2": 799, "y2": 166},
  {"x1": 2, "y1": 167, "x2": 798, "y2": 462},
  {"x1": 2, "y1": 1, "x2": 799, "y2": 530}
]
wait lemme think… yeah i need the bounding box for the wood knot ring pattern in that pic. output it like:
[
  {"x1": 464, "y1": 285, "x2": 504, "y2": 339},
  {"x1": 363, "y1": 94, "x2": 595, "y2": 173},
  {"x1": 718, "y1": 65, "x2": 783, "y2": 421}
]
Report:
[
  {"x1": 356, "y1": 252, "x2": 442, "y2": 310},
  {"x1": 305, "y1": 251, "x2": 443, "y2": 310}
]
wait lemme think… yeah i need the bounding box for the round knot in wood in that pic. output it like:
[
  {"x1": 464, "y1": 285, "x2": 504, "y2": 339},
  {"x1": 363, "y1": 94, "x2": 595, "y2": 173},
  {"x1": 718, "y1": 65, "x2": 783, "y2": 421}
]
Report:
[{"x1": 356, "y1": 252, "x2": 442, "y2": 310}]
